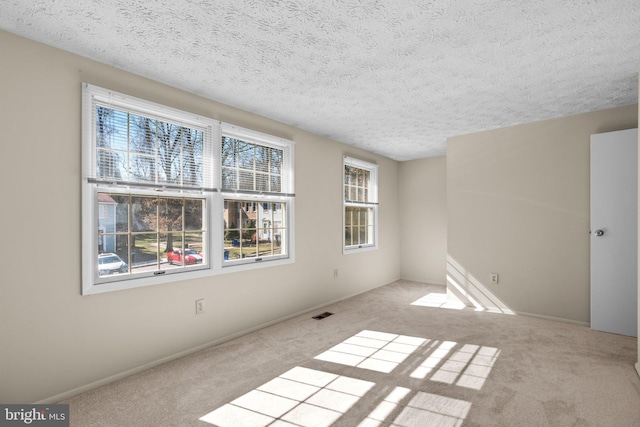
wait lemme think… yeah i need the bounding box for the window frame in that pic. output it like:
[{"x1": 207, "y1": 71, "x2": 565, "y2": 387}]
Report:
[
  {"x1": 343, "y1": 156, "x2": 378, "y2": 254},
  {"x1": 82, "y1": 84, "x2": 295, "y2": 295},
  {"x1": 220, "y1": 123, "x2": 295, "y2": 267}
]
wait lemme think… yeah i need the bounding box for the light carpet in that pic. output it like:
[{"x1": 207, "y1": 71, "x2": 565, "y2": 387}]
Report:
[{"x1": 62, "y1": 280, "x2": 640, "y2": 426}]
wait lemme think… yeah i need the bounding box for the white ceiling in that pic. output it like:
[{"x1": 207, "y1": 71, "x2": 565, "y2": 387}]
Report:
[{"x1": 2, "y1": 0, "x2": 640, "y2": 161}]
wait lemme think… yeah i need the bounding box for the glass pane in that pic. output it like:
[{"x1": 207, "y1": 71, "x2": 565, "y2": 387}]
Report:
[
  {"x1": 242, "y1": 218, "x2": 257, "y2": 244},
  {"x1": 98, "y1": 193, "x2": 119, "y2": 234},
  {"x1": 241, "y1": 245, "x2": 257, "y2": 259},
  {"x1": 345, "y1": 226, "x2": 352, "y2": 246},
  {"x1": 271, "y1": 149, "x2": 283, "y2": 174},
  {"x1": 359, "y1": 209, "x2": 368, "y2": 225},
  {"x1": 182, "y1": 129, "x2": 203, "y2": 186},
  {"x1": 238, "y1": 141, "x2": 254, "y2": 170},
  {"x1": 98, "y1": 250, "x2": 129, "y2": 277},
  {"x1": 159, "y1": 198, "x2": 183, "y2": 232},
  {"x1": 162, "y1": 233, "x2": 184, "y2": 269},
  {"x1": 185, "y1": 199, "x2": 204, "y2": 231},
  {"x1": 185, "y1": 233, "x2": 204, "y2": 255},
  {"x1": 129, "y1": 115, "x2": 156, "y2": 155},
  {"x1": 345, "y1": 207, "x2": 353, "y2": 226},
  {"x1": 222, "y1": 167, "x2": 237, "y2": 190},
  {"x1": 132, "y1": 196, "x2": 157, "y2": 232},
  {"x1": 270, "y1": 175, "x2": 281, "y2": 192},
  {"x1": 256, "y1": 173, "x2": 269, "y2": 191},
  {"x1": 274, "y1": 228, "x2": 285, "y2": 254},
  {"x1": 156, "y1": 122, "x2": 182, "y2": 185},
  {"x1": 255, "y1": 146, "x2": 270, "y2": 172},
  {"x1": 223, "y1": 201, "x2": 237, "y2": 231},
  {"x1": 108, "y1": 109, "x2": 129, "y2": 151},
  {"x1": 344, "y1": 165, "x2": 352, "y2": 185},
  {"x1": 130, "y1": 153, "x2": 156, "y2": 183},
  {"x1": 224, "y1": 239, "x2": 241, "y2": 260},
  {"x1": 110, "y1": 194, "x2": 130, "y2": 232},
  {"x1": 221, "y1": 136, "x2": 237, "y2": 167},
  {"x1": 239, "y1": 170, "x2": 254, "y2": 191},
  {"x1": 359, "y1": 226, "x2": 368, "y2": 245},
  {"x1": 96, "y1": 149, "x2": 127, "y2": 180},
  {"x1": 257, "y1": 240, "x2": 272, "y2": 257},
  {"x1": 131, "y1": 233, "x2": 158, "y2": 273}
]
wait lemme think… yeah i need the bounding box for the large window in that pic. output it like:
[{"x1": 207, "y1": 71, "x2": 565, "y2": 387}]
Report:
[
  {"x1": 343, "y1": 157, "x2": 378, "y2": 252},
  {"x1": 82, "y1": 84, "x2": 294, "y2": 294}
]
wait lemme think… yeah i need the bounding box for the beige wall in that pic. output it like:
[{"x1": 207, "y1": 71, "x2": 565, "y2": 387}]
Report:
[
  {"x1": 448, "y1": 104, "x2": 638, "y2": 323},
  {"x1": 0, "y1": 30, "x2": 401, "y2": 403},
  {"x1": 398, "y1": 157, "x2": 447, "y2": 285}
]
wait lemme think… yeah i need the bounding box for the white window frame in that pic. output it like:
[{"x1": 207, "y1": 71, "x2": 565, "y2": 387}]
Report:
[
  {"x1": 82, "y1": 84, "x2": 295, "y2": 295},
  {"x1": 220, "y1": 123, "x2": 295, "y2": 267},
  {"x1": 343, "y1": 156, "x2": 378, "y2": 253}
]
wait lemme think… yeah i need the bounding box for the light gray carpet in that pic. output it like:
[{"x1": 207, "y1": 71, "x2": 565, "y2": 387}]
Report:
[{"x1": 63, "y1": 280, "x2": 640, "y2": 426}]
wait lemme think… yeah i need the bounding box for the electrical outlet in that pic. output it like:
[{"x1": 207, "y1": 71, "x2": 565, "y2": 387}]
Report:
[
  {"x1": 490, "y1": 273, "x2": 499, "y2": 285},
  {"x1": 333, "y1": 269, "x2": 339, "y2": 279},
  {"x1": 195, "y1": 299, "x2": 205, "y2": 314}
]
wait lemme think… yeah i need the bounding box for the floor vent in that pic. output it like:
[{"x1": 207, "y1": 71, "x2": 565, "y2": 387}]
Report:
[{"x1": 312, "y1": 312, "x2": 334, "y2": 320}]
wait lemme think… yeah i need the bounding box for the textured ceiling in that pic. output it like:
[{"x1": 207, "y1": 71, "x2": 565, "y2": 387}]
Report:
[{"x1": 1, "y1": 0, "x2": 640, "y2": 161}]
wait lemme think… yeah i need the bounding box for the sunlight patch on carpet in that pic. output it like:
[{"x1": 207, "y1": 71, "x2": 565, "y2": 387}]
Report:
[
  {"x1": 411, "y1": 292, "x2": 467, "y2": 310},
  {"x1": 357, "y1": 388, "x2": 471, "y2": 427},
  {"x1": 314, "y1": 330, "x2": 428, "y2": 373},
  {"x1": 199, "y1": 366, "x2": 375, "y2": 427}
]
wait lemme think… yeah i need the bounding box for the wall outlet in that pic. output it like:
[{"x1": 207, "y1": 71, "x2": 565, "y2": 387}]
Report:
[
  {"x1": 333, "y1": 269, "x2": 339, "y2": 279},
  {"x1": 195, "y1": 299, "x2": 205, "y2": 314},
  {"x1": 490, "y1": 273, "x2": 499, "y2": 285}
]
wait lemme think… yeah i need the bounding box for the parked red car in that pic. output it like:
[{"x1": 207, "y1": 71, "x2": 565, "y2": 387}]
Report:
[{"x1": 167, "y1": 248, "x2": 203, "y2": 265}]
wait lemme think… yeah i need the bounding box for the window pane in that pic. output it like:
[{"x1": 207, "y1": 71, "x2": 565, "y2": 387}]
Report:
[
  {"x1": 256, "y1": 173, "x2": 269, "y2": 191},
  {"x1": 255, "y1": 145, "x2": 270, "y2": 172},
  {"x1": 97, "y1": 149, "x2": 128, "y2": 181},
  {"x1": 222, "y1": 167, "x2": 237, "y2": 189},
  {"x1": 129, "y1": 115, "x2": 156, "y2": 155},
  {"x1": 132, "y1": 196, "x2": 157, "y2": 232},
  {"x1": 270, "y1": 175, "x2": 281, "y2": 192},
  {"x1": 130, "y1": 153, "x2": 156, "y2": 183},
  {"x1": 98, "y1": 251, "x2": 129, "y2": 277},
  {"x1": 241, "y1": 245, "x2": 257, "y2": 259},
  {"x1": 238, "y1": 141, "x2": 254, "y2": 169},
  {"x1": 185, "y1": 199, "x2": 204, "y2": 231},
  {"x1": 131, "y1": 233, "x2": 158, "y2": 273},
  {"x1": 222, "y1": 137, "x2": 237, "y2": 167},
  {"x1": 183, "y1": 129, "x2": 203, "y2": 186},
  {"x1": 159, "y1": 198, "x2": 183, "y2": 232},
  {"x1": 239, "y1": 170, "x2": 254, "y2": 190},
  {"x1": 162, "y1": 233, "x2": 184, "y2": 269},
  {"x1": 258, "y1": 240, "x2": 272, "y2": 257},
  {"x1": 96, "y1": 106, "x2": 128, "y2": 151}
]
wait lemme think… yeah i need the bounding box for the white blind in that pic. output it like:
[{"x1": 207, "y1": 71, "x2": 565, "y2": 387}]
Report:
[
  {"x1": 220, "y1": 124, "x2": 295, "y2": 196},
  {"x1": 83, "y1": 84, "x2": 217, "y2": 192}
]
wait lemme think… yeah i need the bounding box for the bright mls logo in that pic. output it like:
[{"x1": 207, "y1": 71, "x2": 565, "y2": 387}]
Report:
[{"x1": 0, "y1": 405, "x2": 69, "y2": 426}]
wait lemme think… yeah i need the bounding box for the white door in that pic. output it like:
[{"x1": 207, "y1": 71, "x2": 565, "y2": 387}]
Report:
[{"x1": 590, "y1": 128, "x2": 638, "y2": 337}]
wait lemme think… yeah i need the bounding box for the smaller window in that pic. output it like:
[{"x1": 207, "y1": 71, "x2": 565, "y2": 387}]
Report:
[
  {"x1": 343, "y1": 157, "x2": 378, "y2": 252},
  {"x1": 221, "y1": 124, "x2": 294, "y2": 266}
]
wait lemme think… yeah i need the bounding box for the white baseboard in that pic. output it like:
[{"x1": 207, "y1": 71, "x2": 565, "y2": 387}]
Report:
[
  {"x1": 36, "y1": 283, "x2": 389, "y2": 404},
  {"x1": 516, "y1": 310, "x2": 590, "y2": 327}
]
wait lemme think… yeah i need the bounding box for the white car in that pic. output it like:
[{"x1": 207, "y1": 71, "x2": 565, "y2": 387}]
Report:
[{"x1": 98, "y1": 253, "x2": 128, "y2": 275}]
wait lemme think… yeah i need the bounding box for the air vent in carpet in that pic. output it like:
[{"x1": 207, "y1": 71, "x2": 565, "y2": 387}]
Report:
[{"x1": 312, "y1": 312, "x2": 334, "y2": 320}]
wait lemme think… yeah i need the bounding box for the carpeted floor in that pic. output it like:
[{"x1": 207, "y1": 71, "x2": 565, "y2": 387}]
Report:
[{"x1": 62, "y1": 280, "x2": 640, "y2": 426}]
